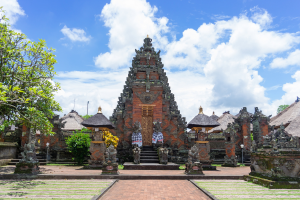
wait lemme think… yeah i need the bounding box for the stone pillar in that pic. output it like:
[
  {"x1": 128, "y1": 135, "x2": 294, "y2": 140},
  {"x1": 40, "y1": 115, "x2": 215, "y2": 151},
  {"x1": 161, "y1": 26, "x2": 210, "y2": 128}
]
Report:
[{"x1": 88, "y1": 129, "x2": 106, "y2": 169}]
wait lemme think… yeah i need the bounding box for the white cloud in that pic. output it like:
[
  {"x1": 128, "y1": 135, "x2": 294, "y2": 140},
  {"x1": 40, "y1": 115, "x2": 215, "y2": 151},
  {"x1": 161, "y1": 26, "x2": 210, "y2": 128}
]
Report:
[
  {"x1": 270, "y1": 49, "x2": 300, "y2": 68},
  {"x1": 94, "y1": 0, "x2": 169, "y2": 69},
  {"x1": 55, "y1": 2, "x2": 300, "y2": 122},
  {"x1": 0, "y1": 0, "x2": 25, "y2": 25},
  {"x1": 61, "y1": 25, "x2": 91, "y2": 42},
  {"x1": 269, "y1": 71, "x2": 300, "y2": 115}
]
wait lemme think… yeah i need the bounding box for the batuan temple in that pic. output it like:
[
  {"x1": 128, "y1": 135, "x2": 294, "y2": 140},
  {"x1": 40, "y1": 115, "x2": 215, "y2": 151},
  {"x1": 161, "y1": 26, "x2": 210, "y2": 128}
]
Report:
[{"x1": 109, "y1": 36, "x2": 188, "y2": 151}]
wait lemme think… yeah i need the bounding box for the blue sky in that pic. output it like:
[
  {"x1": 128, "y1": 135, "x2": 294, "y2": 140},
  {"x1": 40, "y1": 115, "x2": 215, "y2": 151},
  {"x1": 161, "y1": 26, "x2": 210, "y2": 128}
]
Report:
[{"x1": 1, "y1": 0, "x2": 300, "y2": 122}]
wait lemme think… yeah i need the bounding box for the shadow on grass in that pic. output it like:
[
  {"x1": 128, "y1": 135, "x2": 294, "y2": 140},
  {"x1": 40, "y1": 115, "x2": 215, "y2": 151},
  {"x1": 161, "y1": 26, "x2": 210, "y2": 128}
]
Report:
[
  {"x1": 0, "y1": 179, "x2": 47, "y2": 197},
  {"x1": 0, "y1": 166, "x2": 15, "y2": 174}
]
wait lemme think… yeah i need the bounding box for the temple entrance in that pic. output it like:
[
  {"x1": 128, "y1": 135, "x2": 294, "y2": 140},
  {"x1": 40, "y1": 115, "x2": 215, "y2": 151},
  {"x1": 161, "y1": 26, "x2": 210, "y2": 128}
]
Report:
[{"x1": 141, "y1": 106, "x2": 153, "y2": 146}]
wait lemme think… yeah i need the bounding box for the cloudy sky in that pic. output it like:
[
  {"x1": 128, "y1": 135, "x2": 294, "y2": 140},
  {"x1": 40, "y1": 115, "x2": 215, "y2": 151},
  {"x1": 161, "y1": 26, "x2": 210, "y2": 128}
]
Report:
[{"x1": 1, "y1": 0, "x2": 300, "y2": 122}]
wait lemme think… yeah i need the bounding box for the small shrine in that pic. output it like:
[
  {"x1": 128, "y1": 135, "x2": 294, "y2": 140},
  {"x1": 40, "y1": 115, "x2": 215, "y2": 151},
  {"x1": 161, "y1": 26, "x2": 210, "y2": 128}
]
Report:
[
  {"x1": 187, "y1": 106, "x2": 220, "y2": 170},
  {"x1": 81, "y1": 106, "x2": 117, "y2": 174}
]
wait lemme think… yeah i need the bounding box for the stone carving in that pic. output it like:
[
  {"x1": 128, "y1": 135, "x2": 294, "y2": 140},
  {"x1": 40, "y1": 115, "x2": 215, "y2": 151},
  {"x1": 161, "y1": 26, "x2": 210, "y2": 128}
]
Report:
[
  {"x1": 135, "y1": 91, "x2": 161, "y2": 104},
  {"x1": 132, "y1": 121, "x2": 143, "y2": 147},
  {"x1": 284, "y1": 160, "x2": 296, "y2": 171},
  {"x1": 158, "y1": 147, "x2": 169, "y2": 164},
  {"x1": 251, "y1": 140, "x2": 257, "y2": 153},
  {"x1": 188, "y1": 145, "x2": 199, "y2": 163},
  {"x1": 152, "y1": 120, "x2": 164, "y2": 150},
  {"x1": 132, "y1": 146, "x2": 141, "y2": 164},
  {"x1": 105, "y1": 144, "x2": 117, "y2": 163},
  {"x1": 224, "y1": 155, "x2": 238, "y2": 166}
]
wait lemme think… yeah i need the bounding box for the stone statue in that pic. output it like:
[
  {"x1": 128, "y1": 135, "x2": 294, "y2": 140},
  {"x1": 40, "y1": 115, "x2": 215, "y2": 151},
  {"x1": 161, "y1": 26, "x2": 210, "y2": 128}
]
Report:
[
  {"x1": 251, "y1": 140, "x2": 257, "y2": 153},
  {"x1": 152, "y1": 120, "x2": 164, "y2": 150},
  {"x1": 132, "y1": 121, "x2": 142, "y2": 147},
  {"x1": 159, "y1": 147, "x2": 168, "y2": 164},
  {"x1": 188, "y1": 145, "x2": 199, "y2": 163},
  {"x1": 132, "y1": 146, "x2": 141, "y2": 164},
  {"x1": 105, "y1": 144, "x2": 117, "y2": 163}
]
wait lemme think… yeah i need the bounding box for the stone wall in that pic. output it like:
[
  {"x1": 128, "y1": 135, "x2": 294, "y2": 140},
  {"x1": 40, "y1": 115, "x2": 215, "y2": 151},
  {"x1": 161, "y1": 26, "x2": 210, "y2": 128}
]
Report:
[{"x1": 0, "y1": 142, "x2": 17, "y2": 159}]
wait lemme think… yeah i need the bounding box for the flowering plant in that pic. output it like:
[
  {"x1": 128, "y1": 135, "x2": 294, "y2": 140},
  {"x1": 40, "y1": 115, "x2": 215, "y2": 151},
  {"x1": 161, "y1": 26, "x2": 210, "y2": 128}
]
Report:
[{"x1": 103, "y1": 131, "x2": 119, "y2": 149}]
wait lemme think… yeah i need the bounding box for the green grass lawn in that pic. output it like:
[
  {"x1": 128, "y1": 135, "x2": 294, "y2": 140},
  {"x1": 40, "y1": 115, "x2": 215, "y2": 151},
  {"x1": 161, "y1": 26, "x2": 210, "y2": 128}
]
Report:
[
  {"x1": 195, "y1": 180, "x2": 300, "y2": 200},
  {"x1": 0, "y1": 179, "x2": 113, "y2": 200}
]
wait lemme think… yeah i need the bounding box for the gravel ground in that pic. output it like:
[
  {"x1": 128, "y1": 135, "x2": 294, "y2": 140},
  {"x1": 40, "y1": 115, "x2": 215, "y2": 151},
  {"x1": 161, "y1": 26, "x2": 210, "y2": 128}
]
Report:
[
  {"x1": 195, "y1": 180, "x2": 300, "y2": 200},
  {"x1": 0, "y1": 179, "x2": 114, "y2": 199}
]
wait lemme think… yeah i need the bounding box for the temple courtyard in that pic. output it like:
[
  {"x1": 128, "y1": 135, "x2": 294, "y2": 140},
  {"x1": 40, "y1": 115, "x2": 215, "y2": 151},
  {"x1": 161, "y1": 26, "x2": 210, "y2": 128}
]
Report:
[{"x1": 1, "y1": 165, "x2": 300, "y2": 199}]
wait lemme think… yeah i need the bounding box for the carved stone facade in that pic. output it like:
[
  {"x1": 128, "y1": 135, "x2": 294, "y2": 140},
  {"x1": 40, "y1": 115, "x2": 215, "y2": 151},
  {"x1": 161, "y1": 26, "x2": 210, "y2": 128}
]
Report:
[
  {"x1": 110, "y1": 37, "x2": 187, "y2": 162},
  {"x1": 247, "y1": 123, "x2": 300, "y2": 188}
]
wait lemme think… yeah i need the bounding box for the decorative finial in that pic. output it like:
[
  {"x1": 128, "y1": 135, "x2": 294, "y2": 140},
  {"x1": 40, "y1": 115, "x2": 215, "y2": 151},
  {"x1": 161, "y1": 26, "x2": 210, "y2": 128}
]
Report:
[
  {"x1": 213, "y1": 111, "x2": 215, "y2": 115},
  {"x1": 147, "y1": 34, "x2": 149, "y2": 38},
  {"x1": 199, "y1": 106, "x2": 204, "y2": 114},
  {"x1": 98, "y1": 106, "x2": 102, "y2": 114}
]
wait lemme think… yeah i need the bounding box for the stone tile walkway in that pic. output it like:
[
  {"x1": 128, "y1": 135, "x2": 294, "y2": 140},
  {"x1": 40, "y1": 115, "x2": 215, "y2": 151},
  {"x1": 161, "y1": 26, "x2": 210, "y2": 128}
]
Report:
[
  {"x1": 0, "y1": 165, "x2": 251, "y2": 176},
  {"x1": 101, "y1": 180, "x2": 210, "y2": 200}
]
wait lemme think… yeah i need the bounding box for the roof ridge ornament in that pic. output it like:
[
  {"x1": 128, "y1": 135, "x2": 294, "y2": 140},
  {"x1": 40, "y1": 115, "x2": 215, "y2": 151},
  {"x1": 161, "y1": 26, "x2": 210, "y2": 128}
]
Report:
[
  {"x1": 199, "y1": 106, "x2": 204, "y2": 114},
  {"x1": 98, "y1": 106, "x2": 102, "y2": 114}
]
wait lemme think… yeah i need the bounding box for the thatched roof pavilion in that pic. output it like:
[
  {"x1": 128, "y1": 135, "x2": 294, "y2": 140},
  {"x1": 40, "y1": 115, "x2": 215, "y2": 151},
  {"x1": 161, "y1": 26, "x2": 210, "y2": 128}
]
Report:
[
  {"x1": 187, "y1": 107, "x2": 220, "y2": 129},
  {"x1": 285, "y1": 115, "x2": 300, "y2": 137},
  {"x1": 60, "y1": 110, "x2": 84, "y2": 131},
  {"x1": 270, "y1": 98, "x2": 300, "y2": 128},
  {"x1": 81, "y1": 107, "x2": 114, "y2": 129},
  {"x1": 210, "y1": 111, "x2": 219, "y2": 122},
  {"x1": 208, "y1": 111, "x2": 236, "y2": 133}
]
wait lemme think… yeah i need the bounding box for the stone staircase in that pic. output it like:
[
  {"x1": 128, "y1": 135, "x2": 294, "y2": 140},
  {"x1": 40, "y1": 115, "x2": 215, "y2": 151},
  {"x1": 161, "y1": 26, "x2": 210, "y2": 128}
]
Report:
[
  {"x1": 140, "y1": 146, "x2": 159, "y2": 163},
  {"x1": 8, "y1": 154, "x2": 47, "y2": 165}
]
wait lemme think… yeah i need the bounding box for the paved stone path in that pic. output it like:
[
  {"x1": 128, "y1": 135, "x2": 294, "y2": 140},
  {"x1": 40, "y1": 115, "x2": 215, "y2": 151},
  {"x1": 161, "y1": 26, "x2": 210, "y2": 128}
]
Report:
[
  {"x1": 0, "y1": 165, "x2": 250, "y2": 176},
  {"x1": 101, "y1": 180, "x2": 210, "y2": 200}
]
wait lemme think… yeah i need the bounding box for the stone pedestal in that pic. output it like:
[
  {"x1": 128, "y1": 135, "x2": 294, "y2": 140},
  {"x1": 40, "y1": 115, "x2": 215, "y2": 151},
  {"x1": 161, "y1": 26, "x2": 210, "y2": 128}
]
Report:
[
  {"x1": 222, "y1": 143, "x2": 239, "y2": 167},
  {"x1": 196, "y1": 141, "x2": 215, "y2": 170},
  {"x1": 185, "y1": 162, "x2": 204, "y2": 175},
  {"x1": 88, "y1": 141, "x2": 106, "y2": 169},
  {"x1": 14, "y1": 161, "x2": 39, "y2": 174},
  {"x1": 102, "y1": 161, "x2": 119, "y2": 175}
]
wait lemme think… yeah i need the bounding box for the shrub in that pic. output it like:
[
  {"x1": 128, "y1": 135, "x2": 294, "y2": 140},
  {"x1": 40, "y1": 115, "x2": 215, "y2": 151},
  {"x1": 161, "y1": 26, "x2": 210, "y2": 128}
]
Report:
[{"x1": 66, "y1": 130, "x2": 91, "y2": 165}]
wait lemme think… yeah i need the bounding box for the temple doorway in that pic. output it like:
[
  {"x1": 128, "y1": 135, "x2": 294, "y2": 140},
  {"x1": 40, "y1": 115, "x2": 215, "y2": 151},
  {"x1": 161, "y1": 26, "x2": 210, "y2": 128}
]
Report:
[{"x1": 141, "y1": 106, "x2": 153, "y2": 146}]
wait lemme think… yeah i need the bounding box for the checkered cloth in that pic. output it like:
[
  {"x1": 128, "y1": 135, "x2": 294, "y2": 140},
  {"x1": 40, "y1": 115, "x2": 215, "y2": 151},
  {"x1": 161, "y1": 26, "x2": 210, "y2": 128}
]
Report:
[
  {"x1": 152, "y1": 132, "x2": 164, "y2": 144},
  {"x1": 132, "y1": 132, "x2": 143, "y2": 147}
]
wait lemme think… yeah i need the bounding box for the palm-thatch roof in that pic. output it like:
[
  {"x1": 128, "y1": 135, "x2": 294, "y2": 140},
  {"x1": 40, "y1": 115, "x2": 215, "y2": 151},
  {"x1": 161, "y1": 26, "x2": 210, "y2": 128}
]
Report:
[
  {"x1": 285, "y1": 115, "x2": 300, "y2": 137},
  {"x1": 210, "y1": 112, "x2": 219, "y2": 122},
  {"x1": 81, "y1": 107, "x2": 114, "y2": 129},
  {"x1": 60, "y1": 110, "x2": 84, "y2": 131},
  {"x1": 187, "y1": 114, "x2": 220, "y2": 129},
  {"x1": 209, "y1": 112, "x2": 236, "y2": 133},
  {"x1": 270, "y1": 100, "x2": 300, "y2": 128}
]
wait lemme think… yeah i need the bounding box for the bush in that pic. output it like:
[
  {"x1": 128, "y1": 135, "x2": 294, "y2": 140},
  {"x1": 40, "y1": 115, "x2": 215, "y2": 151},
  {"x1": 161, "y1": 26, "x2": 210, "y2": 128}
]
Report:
[{"x1": 66, "y1": 130, "x2": 91, "y2": 165}]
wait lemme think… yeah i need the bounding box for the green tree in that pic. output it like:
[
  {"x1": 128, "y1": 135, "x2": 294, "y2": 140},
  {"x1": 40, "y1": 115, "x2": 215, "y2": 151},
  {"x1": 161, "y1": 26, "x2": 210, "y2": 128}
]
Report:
[
  {"x1": 66, "y1": 130, "x2": 91, "y2": 165},
  {"x1": 277, "y1": 105, "x2": 289, "y2": 114},
  {"x1": 81, "y1": 115, "x2": 93, "y2": 120},
  {"x1": 0, "y1": 8, "x2": 61, "y2": 136}
]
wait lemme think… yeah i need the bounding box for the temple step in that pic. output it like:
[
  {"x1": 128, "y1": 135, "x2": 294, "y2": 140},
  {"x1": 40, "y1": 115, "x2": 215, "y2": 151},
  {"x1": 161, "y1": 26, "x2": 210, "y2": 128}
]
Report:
[
  {"x1": 140, "y1": 156, "x2": 158, "y2": 159},
  {"x1": 140, "y1": 159, "x2": 159, "y2": 163}
]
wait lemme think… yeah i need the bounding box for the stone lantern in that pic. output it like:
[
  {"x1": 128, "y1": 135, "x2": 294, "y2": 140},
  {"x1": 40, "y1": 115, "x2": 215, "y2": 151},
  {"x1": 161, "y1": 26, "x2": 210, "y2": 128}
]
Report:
[
  {"x1": 81, "y1": 106, "x2": 114, "y2": 169},
  {"x1": 187, "y1": 106, "x2": 220, "y2": 170}
]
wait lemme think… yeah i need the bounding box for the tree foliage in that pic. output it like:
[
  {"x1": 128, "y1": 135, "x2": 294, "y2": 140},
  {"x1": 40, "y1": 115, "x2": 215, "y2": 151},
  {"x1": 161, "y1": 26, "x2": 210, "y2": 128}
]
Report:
[
  {"x1": 277, "y1": 105, "x2": 289, "y2": 114},
  {"x1": 81, "y1": 115, "x2": 93, "y2": 120},
  {"x1": 66, "y1": 130, "x2": 91, "y2": 165},
  {"x1": 0, "y1": 8, "x2": 61, "y2": 135}
]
